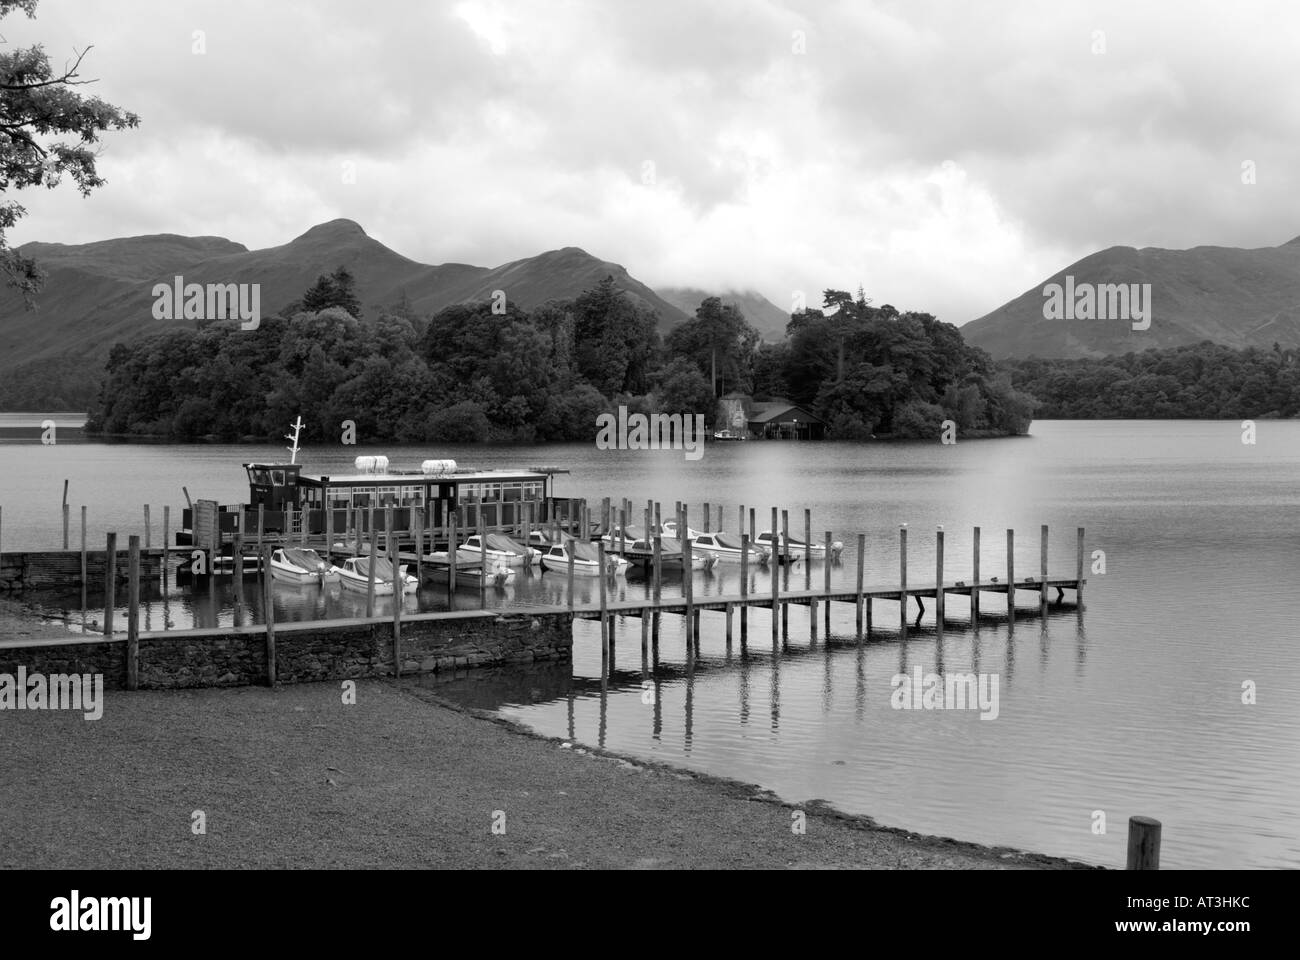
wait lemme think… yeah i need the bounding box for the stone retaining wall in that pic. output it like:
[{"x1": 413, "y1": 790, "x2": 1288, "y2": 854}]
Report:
[{"x1": 0, "y1": 611, "x2": 572, "y2": 690}]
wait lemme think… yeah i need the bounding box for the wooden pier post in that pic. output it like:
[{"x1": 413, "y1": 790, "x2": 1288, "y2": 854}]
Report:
[
  {"x1": 725, "y1": 601, "x2": 733, "y2": 644},
  {"x1": 232, "y1": 508, "x2": 243, "y2": 579},
  {"x1": 824, "y1": 530, "x2": 832, "y2": 633},
  {"x1": 684, "y1": 534, "x2": 694, "y2": 649},
  {"x1": 566, "y1": 537, "x2": 576, "y2": 612},
  {"x1": 935, "y1": 526, "x2": 946, "y2": 629},
  {"x1": 390, "y1": 523, "x2": 402, "y2": 674},
  {"x1": 144, "y1": 504, "x2": 151, "y2": 550},
  {"x1": 749, "y1": 507, "x2": 756, "y2": 546},
  {"x1": 781, "y1": 509, "x2": 790, "y2": 636},
  {"x1": 262, "y1": 545, "x2": 276, "y2": 686},
  {"x1": 365, "y1": 508, "x2": 378, "y2": 618},
  {"x1": 738, "y1": 504, "x2": 745, "y2": 537},
  {"x1": 771, "y1": 507, "x2": 780, "y2": 642},
  {"x1": 61, "y1": 479, "x2": 69, "y2": 549},
  {"x1": 855, "y1": 533, "x2": 866, "y2": 638},
  {"x1": 602, "y1": 497, "x2": 610, "y2": 536},
  {"x1": 618, "y1": 507, "x2": 626, "y2": 555},
  {"x1": 717, "y1": 503, "x2": 722, "y2": 534},
  {"x1": 104, "y1": 532, "x2": 117, "y2": 637},
  {"x1": 740, "y1": 533, "x2": 750, "y2": 638},
  {"x1": 80, "y1": 506, "x2": 87, "y2": 589},
  {"x1": 1126, "y1": 816, "x2": 1161, "y2": 870},
  {"x1": 478, "y1": 514, "x2": 487, "y2": 607},
  {"x1": 325, "y1": 500, "x2": 334, "y2": 563},
  {"x1": 598, "y1": 541, "x2": 609, "y2": 658},
  {"x1": 804, "y1": 508, "x2": 812, "y2": 588},
  {"x1": 972, "y1": 526, "x2": 981, "y2": 619},
  {"x1": 257, "y1": 504, "x2": 265, "y2": 561},
  {"x1": 1006, "y1": 529, "x2": 1015, "y2": 623},
  {"x1": 448, "y1": 512, "x2": 458, "y2": 595},
  {"x1": 703, "y1": 502, "x2": 710, "y2": 533},
  {"x1": 414, "y1": 506, "x2": 424, "y2": 583},
  {"x1": 126, "y1": 535, "x2": 140, "y2": 690},
  {"x1": 1077, "y1": 527, "x2": 1085, "y2": 606},
  {"x1": 1041, "y1": 524, "x2": 1049, "y2": 611},
  {"x1": 899, "y1": 524, "x2": 908, "y2": 633},
  {"x1": 652, "y1": 533, "x2": 662, "y2": 601}
]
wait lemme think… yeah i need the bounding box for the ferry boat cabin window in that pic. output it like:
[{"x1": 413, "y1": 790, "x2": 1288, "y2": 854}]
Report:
[
  {"x1": 350, "y1": 487, "x2": 376, "y2": 507},
  {"x1": 271, "y1": 469, "x2": 287, "y2": 486}
]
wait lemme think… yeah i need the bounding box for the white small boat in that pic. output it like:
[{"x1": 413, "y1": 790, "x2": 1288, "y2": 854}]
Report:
[
  {"x1": 754, "y1": 531, "x2": 844, "y2": 562},
  {"x1": 688, "y1": 531, "x2": 770, "y2": 565},
  {"x1": 541, "y1": 541, "x2": 629, "y2": 577},
  {"x1": 269, "y1": 547, "x2": 336, "y2": 584},
  {"x1": 458, "y1": 533, "x2": 539, "y2": 567},
  {"x1": 331, "y1": 556, "x2": 419, "y2": 595},
  {"x1": 658, "y1": 519, "x2": 703, "y2": 541}
]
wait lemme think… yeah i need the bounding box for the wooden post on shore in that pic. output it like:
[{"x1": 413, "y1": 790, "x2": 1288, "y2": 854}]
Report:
[
  {"x1": 771, "y1": 507, "x2": 780, "y2": 643},
  {"x1": 126, "y1": 535, "x2": 140, "y2": 690},
  {"x1": 855, "y1": 533, "x2": 865, "y2": 638},
  {"x1": 935, "y1": 526, "x2": 945, "y2": 629},
  {"x1": 598, "y1": 541, "x2": 609, "y2": 658},
  {"x1": 447, "y1": 511, "x2": 458, "y2": 595},
  {"x1": 144, "y1": 504, "x2": 151, "y2": 550},
  {"x1": 104, "y1": 532, "x2": 117, "y2": 637},
  {"x1": 365, "y1": 505, "x2": 378, "y2": 618},
  {"x1": 390, "y1": 516, "x2": 402, "y2": 675},
  {"x1": 899, "y1": 524, "x2": 908, "y2": 634},
  {"x1": 972, "y1": 526, "x2": 981, "y2": 619},
  {"x1": 1040, "y1": 524, "x2": 1049, "y2": 611},
  {"x1": 566, "y1": 537, "x2": 576, "y2": 612},
  {"x1": 1006, "y1": 529, "x2": 1015, "y2": 624},
  {"x1": 740, "y1": 533, "x2": 749, "y2": 639},
  {"x1": 80, "y1": 507, "x2": 88, "y2": 589},
  {"x1": 262, "y1": 545, "x2": 276, "y2": 686},
  {"x1": 1126, "y1": 816, "x2": 1161, "y2": 870},
  {"x1": 1077, "y1": 527, "x2": 1085, "y2": 606}
]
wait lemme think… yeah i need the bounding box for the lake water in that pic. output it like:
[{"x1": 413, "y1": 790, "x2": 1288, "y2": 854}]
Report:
[{"x1": 1, "y1": 420, "x2": 1296, "y2": 868}]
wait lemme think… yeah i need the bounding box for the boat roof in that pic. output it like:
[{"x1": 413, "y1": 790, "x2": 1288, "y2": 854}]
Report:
[{"x1": 299, "y1": 469, "x2": 546, "y2": 485}]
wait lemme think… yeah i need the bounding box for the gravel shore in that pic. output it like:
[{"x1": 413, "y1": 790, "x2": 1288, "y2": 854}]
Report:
[{"x1": 0, "y1": 676, "x2": 1094, "y2": 870}]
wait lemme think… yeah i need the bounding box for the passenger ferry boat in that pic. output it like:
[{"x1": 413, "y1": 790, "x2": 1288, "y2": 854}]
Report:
[{"x1": 180, "y1": 419, "x2": 567, "y2": 555}]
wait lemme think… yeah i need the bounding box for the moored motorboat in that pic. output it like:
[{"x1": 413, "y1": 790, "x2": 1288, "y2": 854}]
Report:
[
  {"x1": 458, "y1": 532, "x2": 539, "y2": 567},
  {"x1": 269, "y1": 547, "x2": 335, "y2": 584},
  {"x1": 754, "y1": 530, "x2": 844, "y2": 562},
  {"x1": 423, "y1": 553, "x2": 517, "y2": 587},
  {"x1": 331, "y1": 556, "x2": 419, "y2": 595},
  {"x1": 687, "y1": 531, "x2": 770, "y2": 564},
  {"x1": 541, "y1": 540, "x2": 630, "y2": 576}
]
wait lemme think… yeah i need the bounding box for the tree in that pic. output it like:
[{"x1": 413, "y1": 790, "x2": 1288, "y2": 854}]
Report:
[
  {"x1": 1, "y1": 0, "x2": 139, "y2": 302},
  {"x1": 665, "y1": 296, "x2": 760, "y2": 396},
  {"x1": 300, "y1": 265, "x2": 362, "y2": 318}
]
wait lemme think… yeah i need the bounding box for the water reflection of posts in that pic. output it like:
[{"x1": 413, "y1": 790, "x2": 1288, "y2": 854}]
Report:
[
  {"x1": 1076, "y1": 526, "x2": 1086, "y2": 617},
  {"x1": 683, "y1": 535, "x2": 695, "y2": 657},
  {"x1": 262, "y1": 544, "x2": 276, "y2": 685},
  {"x1": 127, "y1": 535, "x2": 140, "y2": 690},
  {"x1": 898, "y1": 524, "x2": 907, "y2": 637},
  {"x1": 598, "y1": 541, "x2": 609, "y2": 662},
  {"x1": 651, "y1": 532, "x2": 662, "y2": 638},
  {"x1": 104, "y1": 531, "x2": 117, "y2": 637},
  {"x1": 684, "y1": 662, "x2": 695, "y2": 753}
]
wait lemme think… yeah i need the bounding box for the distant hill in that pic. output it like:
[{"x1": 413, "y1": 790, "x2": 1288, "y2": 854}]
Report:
[
  {"x1": 962, "y1": 235, "x2": 1300, "y2": 359},
  {"x1": 657, "y1": 287, "x2": 790, "y2": 341},
  {"x1": 0, "y1": 219, "x2": 690, "y2": 409}
]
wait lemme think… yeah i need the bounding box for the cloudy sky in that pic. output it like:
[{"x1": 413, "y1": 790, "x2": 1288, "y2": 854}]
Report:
[{"x1": 6, "y1": 0, "x2": 1298, "y2": 324}]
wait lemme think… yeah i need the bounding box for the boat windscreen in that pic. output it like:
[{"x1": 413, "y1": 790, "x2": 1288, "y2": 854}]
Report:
[{"x1": 282, "y1": 548, "x2": 324, "y2": 569}]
